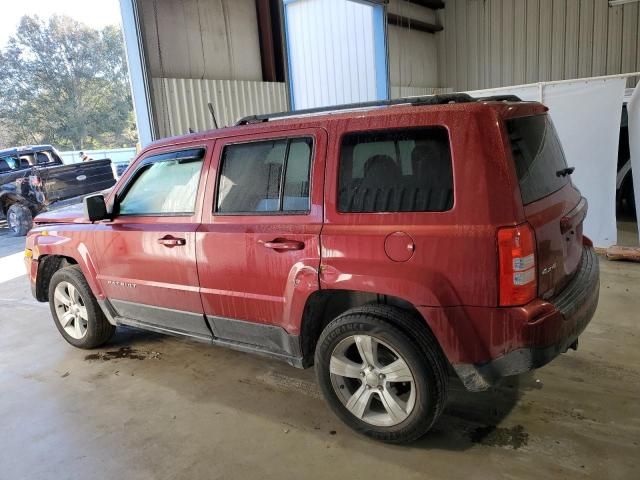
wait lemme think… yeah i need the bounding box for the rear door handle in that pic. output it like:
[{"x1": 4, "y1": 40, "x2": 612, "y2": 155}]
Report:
[
  {"x1": 158, "y1": 235, "x2": 186, "y2": 247},
  {"x1": 260, "y1": 239, "x2": 305, "y2": 251}
]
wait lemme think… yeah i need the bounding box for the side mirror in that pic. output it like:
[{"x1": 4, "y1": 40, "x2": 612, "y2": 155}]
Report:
[{"x1": 83, "y1": 194, "x2": 108, "y2": 221}]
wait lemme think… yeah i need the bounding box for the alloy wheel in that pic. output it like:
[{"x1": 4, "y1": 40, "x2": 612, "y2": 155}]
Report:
[
  {"x1": 7, "y1": 210, "x2": 18, "y2": 233},
  {"x1": 53, "y1": 281, "x2": 89, "y2": 339},
  {"x1": 329, "y1": 334, "x2": 416, "y2": 427}
]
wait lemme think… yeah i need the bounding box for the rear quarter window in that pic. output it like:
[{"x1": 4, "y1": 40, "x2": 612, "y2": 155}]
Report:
[
  {"x1": 506, "y1": 114, "x2": 570, "y2": 205},
  {"x1": 338, "y1": 127, "x2": 453, "y2": 213}
]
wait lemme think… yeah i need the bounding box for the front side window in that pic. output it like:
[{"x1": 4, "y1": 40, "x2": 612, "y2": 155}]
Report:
[
  {"x1": 216, "y1": 137, "x2": 312, "y2": 214},
  {"x1": 338, "y1": 127, "x2": 453, "y2": 212},
  {"x1": 119, "y1": 149, "x2": 205, "y2": 216}
]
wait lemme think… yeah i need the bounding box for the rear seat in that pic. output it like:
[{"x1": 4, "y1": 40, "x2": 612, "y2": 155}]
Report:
[{"x1": 339, "y1": 146, "x2": 453, "y2": 212}]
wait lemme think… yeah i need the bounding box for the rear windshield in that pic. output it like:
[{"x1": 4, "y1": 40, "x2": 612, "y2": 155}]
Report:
[{"x1": 506, "y1": 114, "x2": 569, "y2": 205}]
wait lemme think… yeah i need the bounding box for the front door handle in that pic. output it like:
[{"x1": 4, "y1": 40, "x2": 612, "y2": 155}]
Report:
[
  {"x1": 158, "y1": 235, "x2": 186, "y2": 247},
  {"x1": 260, "y1": 239, "x2": 305, "y2": 251}
]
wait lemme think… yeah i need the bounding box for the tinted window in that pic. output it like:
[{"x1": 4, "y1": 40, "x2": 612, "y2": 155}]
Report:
[
  {"x1": 338, "y1": 127, "x2": 453, "y2": 212},
  {"x1": 0, "y1": 156, "x2": 23, "y2": 171},
  {"x1": 216, "y1": 137, "x2": 312, "y2": 214},
  {"x1": 119, "y1": 150, "x2": 204, "y2": 216},
  {"x1": 0, "y1": 156, "x2": 19, "y2": 170},
  {"x1": 506, "y1": 114, "x2": 569, "y2": 205}
]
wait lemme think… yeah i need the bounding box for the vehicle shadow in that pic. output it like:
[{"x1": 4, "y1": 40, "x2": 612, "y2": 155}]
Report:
[
  {"x1": 415, "y1": 373, "x2": 534, "y2": 450},
  {"x1": 85, "y1": 326, "x2": 533, "y2": 454}
]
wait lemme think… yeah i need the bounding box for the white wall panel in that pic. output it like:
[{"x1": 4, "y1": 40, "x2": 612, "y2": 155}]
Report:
[
  {"x1": 284, "y1": 0, "x2": 387, "y2": 109},
  {"x1": 440, "y1": 0, "x2": 640, "y2": 90},
  {"x1": 628, "y1": 84, "x2": 640, "y2": 243},
  {"x1": 151, "y1": 78, "x2": 288, "y2": 138},
  {"x1": 468, "y1": 76, "x2": 630, "y2": 247}
]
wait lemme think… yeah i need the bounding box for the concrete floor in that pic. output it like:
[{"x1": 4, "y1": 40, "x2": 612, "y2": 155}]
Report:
[{"x1": 1, "y1": 223, "x2": 639, "y2": 480}]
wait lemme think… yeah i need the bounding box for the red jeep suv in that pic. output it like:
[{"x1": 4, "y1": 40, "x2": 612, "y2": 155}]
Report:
[{"x1": 25, "y1": 94, "x2": 599, "y2": 443}]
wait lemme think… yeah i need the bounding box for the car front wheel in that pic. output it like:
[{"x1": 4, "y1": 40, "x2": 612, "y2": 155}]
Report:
[
  {"x1": 315, "y1": 306, "x2": 448, "y2": 443},
  {"x1": 7, "y1": 203, "x2": 33, "y2": 236},
  {"x1": 48, "y1": 266, "x2": 115, "y2": 348}
]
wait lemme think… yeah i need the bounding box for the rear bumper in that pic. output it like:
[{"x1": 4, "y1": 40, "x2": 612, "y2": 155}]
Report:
[{"x1": 452, "y1": 247, "x2": 599, "y2": 391}]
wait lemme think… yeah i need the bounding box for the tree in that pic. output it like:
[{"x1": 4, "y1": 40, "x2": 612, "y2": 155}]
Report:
[{"x1": 0, "y1": 15, "x2": 137, "y2": 150}]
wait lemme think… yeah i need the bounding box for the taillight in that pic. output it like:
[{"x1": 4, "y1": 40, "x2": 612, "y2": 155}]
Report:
[{"x1": 497, "y1": 223, "x2": 537, "y2": 306}]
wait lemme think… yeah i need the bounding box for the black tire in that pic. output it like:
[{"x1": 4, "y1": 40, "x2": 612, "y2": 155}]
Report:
[
  {"x1": 315, "y1": 305, "x2": 448, "y2": 444},
  {"x1": 7, "y1": 203, "x2": 32, "y2": 236},
  {"x1": 48, "y1": 265, "x2": 115, "y2": 348}
]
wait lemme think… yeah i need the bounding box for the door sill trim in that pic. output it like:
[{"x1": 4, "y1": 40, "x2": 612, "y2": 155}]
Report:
[{"x1": 113, "y1": 314, "x2": 305, "y2": 368}]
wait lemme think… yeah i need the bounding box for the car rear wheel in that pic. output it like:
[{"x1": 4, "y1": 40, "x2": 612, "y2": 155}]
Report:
[
  {"x1": 7, "y1": 203, "x2": 32, "y2": 236},
  {"x1": 315, "y1": 306, "x2": 448, "y2": 443},
  {"x1": 48, "y1": 266, "x2": 115, "y2": 348}
]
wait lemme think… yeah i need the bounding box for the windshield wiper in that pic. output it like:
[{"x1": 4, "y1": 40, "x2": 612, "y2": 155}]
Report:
[{"x1": 556, "y1": 167, "x2": 575, "y2": 177}]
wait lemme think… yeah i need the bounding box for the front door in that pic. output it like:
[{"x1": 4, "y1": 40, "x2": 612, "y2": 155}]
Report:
[
  {"x1": 94, "y1": 145, "x2": 212, "y2": 339},
  {"x1": 197, "y1": 128, "x2": 326, "y2": 346}
]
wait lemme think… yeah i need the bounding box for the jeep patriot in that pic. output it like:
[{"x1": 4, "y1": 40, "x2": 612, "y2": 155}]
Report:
[{"x1": 25, "y1": 94, "x2": 599, "y2": 443}]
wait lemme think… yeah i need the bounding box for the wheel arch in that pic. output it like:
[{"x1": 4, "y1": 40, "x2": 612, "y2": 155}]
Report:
[
  {"x1": 0, "y1": 191, "x2": 29, "y2": 215},
  {"x1": 31, "y1": 232, "x2": 103, "y2": 303},
  {"x1": 298, "y1": 289, "x2": 449, "y2": 369},
  {"x1": 34, "y1": 255, "x2": 78, "y2": 301}
]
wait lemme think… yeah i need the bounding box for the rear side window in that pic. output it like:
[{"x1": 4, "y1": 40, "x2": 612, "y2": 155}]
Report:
[
  {"x1": 119, "y1": 149, "x2": 205, "y2": 216},
  {"x1": 506, "y1": 114, "x2": 569, "y2": 205},
  {"x1": 338, "y1": 127, "x2": 453, "y2": 213},
  {"x1": 216, "y1": 137, "x2": 312, "y2": 214}
]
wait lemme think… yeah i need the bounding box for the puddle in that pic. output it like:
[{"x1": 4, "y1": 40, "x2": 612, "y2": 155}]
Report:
[
  {"x1": 85, "y1": 346, "x2": 162, "y2": 361},
  {"x1": 469, "y1": 424, "x2": 529, "y2": 449}
]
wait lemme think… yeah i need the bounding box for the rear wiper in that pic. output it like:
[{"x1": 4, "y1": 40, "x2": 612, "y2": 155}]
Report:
[{"x1": 556, "y1": 167, "x2": 575, "y2": 177}]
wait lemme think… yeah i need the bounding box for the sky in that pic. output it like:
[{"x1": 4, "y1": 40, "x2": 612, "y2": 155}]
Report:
[{"x1": 0, "y1": 0, "x2": 122, "y2": 47}]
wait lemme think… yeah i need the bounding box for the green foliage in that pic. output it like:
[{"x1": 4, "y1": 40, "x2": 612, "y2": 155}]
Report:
[{"x1": 0, "y1": 15, "x2": 137, "y2": 150}]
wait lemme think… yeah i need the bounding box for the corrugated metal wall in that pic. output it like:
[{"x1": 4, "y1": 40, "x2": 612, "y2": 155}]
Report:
[
  {"x1": 387, "y1": 0, "x2": 440, "y2": 91},
  {"x1": 284, "y1": 0, "x2": 386, "y2": 109},
  {"x1": 390, "y1": 86, "x2": 453, "y2": 97},
  {"x1": 151, "y1": 78, "x2": 289, "y2": 137},
  {"x1": 139, "y1": 0, "x2": 262, "y2": 81},
  {"x1": 438, "y1": 0, "x2": 640, "y2": 90}
]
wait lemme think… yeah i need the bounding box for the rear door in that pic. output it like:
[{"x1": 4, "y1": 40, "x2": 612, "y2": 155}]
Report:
[
  {"x1": 94, "y1": 145, "x2": 212, "y2": 339},
  {"x1": 505, "y1": 114, "x2": 585, "y2": 298},
  {"x1": 197, "y1": 128, "x2": 326, "y2": 339}
]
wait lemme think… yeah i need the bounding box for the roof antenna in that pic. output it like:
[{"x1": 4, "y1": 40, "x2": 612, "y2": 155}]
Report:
[{"x1": 208, "y1": 102, "x2": 219, "y2": 129}]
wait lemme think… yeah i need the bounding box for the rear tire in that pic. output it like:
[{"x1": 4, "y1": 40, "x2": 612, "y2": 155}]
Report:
[
  {"x1": 7, "y1": 203, "x2": 32, "y2": 236},
  {"x1": 48, "y1": 266, "x2": 115, "y2": 349},
  {"x1": 315, "y1": 305, "x2": 448, "y2": 444}
]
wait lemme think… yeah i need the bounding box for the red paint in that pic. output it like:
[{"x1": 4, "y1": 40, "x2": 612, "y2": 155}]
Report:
[{"x1": 25, "y1": 99, "x2": 596, "y2": 368}]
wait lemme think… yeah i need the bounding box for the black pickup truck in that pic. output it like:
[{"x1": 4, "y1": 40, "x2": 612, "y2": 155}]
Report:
[{"x1": 0, "y1": 145, "x2": 116, "y2": 235}]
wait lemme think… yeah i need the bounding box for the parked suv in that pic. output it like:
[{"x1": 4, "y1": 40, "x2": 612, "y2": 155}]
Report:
[{"x1": 25, "y1": 94, "x2": 599, "y2": 443}]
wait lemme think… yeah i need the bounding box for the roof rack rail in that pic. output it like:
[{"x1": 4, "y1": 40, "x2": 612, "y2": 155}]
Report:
[
  {"x1": 477, "y1": 94, "x2": 523, "y2": 102},
  {"x1": 235, "y1": 93, "x2": 477, "y2": 125}
]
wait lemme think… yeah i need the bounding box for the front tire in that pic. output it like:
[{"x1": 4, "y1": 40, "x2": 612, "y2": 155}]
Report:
[
  {"x1": 48, "y1": 266, "x2": 115, "y2": 348},
  {"x1": 315, "y1": 306, "x2": 448, "y2": 443},
  {"x1": 7, "y1": 203, "x2": 32, "y2": 236}
]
